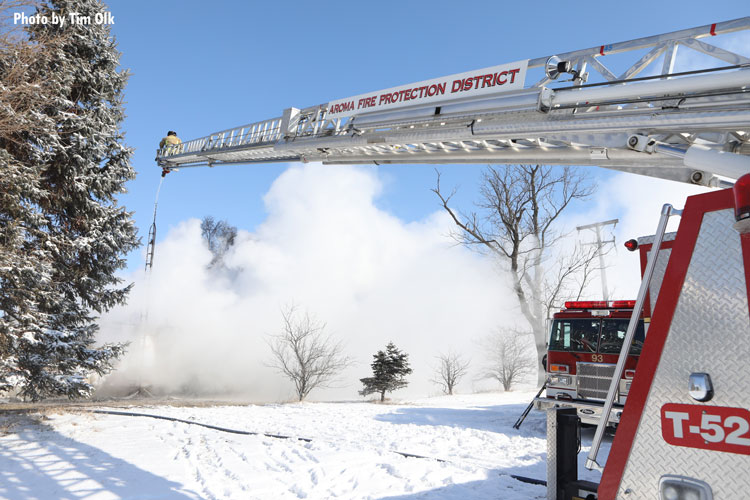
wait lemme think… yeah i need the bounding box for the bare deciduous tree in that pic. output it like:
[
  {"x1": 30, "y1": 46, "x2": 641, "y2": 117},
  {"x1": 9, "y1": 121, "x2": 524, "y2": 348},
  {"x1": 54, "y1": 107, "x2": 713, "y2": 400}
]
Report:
[
  {"x1": 269, "y1": 306, "x2": 352, "y2": 401},
  {"x1": 200, "y1": 216, "x2": 237, "y2": 267},
  {"x1": 483, "y1": 329, "x2": 536, "y2": 391},
  {"x1": 434, "y1": 165, "x2": 599, "y2": 385},
  {"x1": 431, "y1": 351, "x2": 470, "y2": 395}
]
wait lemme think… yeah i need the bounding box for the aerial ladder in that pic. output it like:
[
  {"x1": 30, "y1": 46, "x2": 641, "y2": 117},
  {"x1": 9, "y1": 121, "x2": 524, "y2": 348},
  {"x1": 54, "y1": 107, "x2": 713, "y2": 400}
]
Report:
[
  {"x1": 155, "y1": 18, "x2": 750, "y2": 500},
  {"x1": 158, "y1": 17, "x2": 750, "y2": 188}
]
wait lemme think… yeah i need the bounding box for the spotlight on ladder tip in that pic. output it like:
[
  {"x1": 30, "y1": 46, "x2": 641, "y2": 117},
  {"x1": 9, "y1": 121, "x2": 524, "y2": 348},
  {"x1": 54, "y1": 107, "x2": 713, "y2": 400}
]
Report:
[{"x1": 545, "y1": 55, "x2": 579, "y2": 81}]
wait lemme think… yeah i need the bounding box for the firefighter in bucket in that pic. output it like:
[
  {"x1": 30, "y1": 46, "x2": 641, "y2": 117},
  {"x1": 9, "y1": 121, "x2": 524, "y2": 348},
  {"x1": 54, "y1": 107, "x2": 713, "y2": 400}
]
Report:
[{"x1": 159, "y1": 130, "x2": 182, "y2": 155}]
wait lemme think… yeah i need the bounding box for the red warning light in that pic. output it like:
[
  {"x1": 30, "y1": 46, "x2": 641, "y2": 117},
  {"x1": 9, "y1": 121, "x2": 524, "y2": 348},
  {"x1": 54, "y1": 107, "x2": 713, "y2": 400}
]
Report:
[
  {"x1": 733, "y1": 173, "x2": 750, "y2": 222},
  {"x1": 624, "y1": 239, "x2": 638, "y2": 252},
  {"x1": 564, "y1": 301, "x2": 608, "y2": 309},
  {"x1": 611, "y1": 300, "x2": 636, "y2": 308}
]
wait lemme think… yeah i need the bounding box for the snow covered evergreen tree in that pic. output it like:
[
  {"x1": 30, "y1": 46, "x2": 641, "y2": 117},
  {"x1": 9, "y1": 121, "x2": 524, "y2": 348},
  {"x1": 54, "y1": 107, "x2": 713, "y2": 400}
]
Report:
[
  {"x1": 359, "y1": 342, "x2": 412, "y2": 402},
  {"x1": 0, "y1": 0, "x2": 137, "y2": 400}
]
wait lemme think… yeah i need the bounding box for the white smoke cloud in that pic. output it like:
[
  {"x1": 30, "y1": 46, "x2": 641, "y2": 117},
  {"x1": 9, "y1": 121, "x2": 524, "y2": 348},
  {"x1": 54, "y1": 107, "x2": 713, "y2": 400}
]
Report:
[
  {"x1": 99, "y1": 165, "x2": 717, "y2": 401},
  {"x1": 100, "y1": 164, "x2": 518, "y2": 401}
]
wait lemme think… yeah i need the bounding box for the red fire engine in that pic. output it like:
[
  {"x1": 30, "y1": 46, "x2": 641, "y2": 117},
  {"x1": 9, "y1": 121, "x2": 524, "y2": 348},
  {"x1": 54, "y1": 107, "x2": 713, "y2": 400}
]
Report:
[{"x1": 541, "y1": 300, "x2": 645, "y2": 426}]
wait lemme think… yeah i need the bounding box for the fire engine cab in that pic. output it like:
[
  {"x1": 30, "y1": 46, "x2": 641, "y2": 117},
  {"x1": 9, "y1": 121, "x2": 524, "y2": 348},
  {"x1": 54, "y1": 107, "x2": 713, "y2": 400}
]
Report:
[{"x1": 541, "y1": 300, "x2": 645, "y2": 426}]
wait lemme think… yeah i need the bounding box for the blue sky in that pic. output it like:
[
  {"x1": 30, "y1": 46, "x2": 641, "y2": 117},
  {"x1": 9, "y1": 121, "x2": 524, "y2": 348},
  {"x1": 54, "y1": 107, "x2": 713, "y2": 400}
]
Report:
[{"x1": 104, "y1": 1, "x2": 749, "y2": 273}]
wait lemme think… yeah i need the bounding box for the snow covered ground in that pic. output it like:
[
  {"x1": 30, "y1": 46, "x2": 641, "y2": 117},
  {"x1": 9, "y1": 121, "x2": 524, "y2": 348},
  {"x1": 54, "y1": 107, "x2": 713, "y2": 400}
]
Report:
[{"x1": 0, "y1": 392, "x2": 610, "y2": 499}]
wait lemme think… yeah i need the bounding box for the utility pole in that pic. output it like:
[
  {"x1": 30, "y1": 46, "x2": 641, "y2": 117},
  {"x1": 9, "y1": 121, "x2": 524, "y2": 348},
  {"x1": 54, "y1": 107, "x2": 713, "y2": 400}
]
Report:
[{"x1": 577, "y1": 219, "x2": 618, "y2": 301}]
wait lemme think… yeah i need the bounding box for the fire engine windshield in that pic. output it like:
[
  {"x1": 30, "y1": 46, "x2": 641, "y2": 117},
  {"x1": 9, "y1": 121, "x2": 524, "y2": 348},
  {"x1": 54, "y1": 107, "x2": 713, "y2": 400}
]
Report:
[
  {"x1": 598, "y1": 319, "x2": 646, "y2": 355},
  {"x1": 548, "y1": 318, "x2": 646, "y2": 355},
  {"x1": 548, "y1": 319, "x2": 600, "y2": 353}
]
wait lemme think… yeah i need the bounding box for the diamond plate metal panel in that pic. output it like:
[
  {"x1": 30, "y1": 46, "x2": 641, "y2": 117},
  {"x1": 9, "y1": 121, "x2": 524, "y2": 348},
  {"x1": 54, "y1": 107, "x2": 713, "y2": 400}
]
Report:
[
  {"x1": 617, "y1": 210, "x2": 750, "y2": 499},
  {"x1": 648, "y1": 247, "x2": 671, "y2": 315},
  {"x1": 637, "y1": 233, "x2": 675, "y2": 314},
  {"x1": 646, "y1": 247, "x2": 671, "y2": 315},
  {"x1": 636, "y1": 232, "x2": 677, "y2": 246},
  {"x1": 547, "y1": 409, "x2": 558, "y2": 500}
]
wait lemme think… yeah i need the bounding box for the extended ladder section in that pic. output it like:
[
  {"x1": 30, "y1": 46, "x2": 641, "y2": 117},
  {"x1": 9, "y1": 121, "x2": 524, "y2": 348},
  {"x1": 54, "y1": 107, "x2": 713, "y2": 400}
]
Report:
[{"x1": 157, "y1": 18, "x2": 750, "y2": 186}]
